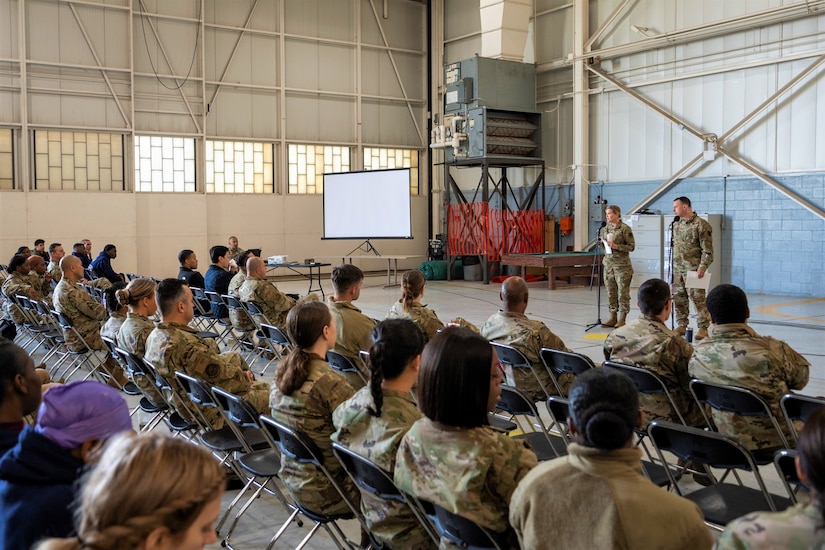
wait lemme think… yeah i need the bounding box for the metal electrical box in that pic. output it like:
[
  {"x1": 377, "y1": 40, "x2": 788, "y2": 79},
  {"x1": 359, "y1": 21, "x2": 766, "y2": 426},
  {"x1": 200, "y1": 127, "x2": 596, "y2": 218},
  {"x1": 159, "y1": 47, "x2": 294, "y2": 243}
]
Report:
[{"x1": 435, "y1": 56, "x2": 541, "y2": 162}]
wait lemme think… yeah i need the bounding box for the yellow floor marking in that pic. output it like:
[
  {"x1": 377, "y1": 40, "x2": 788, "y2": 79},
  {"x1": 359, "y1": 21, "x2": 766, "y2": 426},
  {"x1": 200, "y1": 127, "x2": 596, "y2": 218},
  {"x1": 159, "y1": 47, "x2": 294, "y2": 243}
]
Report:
[
  {"x1": 754, "y1": 298, "x2": 825, "y2": 324},
  {"x1": 584, "y1": 332, "x2": 609, "y2": 341}
]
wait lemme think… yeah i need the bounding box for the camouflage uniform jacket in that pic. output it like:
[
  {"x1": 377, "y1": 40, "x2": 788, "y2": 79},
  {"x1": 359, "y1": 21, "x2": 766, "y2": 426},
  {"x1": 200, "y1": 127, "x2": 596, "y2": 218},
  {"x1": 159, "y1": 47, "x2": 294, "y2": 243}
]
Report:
[
  {"x1": 53, "y1": 278, "x2": 107, "y2": 352},
  {"x1": 688, "y1": 323, "x2": 809, "y2": 450},
  {"x1": 510, "y1": 443, "x2": 713, "y2": 550},
  {"x1": 604, "y1": 316, "x2": 703, "y2": 425},
  {"x1": 481, "y1": 310, "x2": 573, "y2": 401},
  {"x1": 47, "y1": 261, "x2": 61, "y2": 283},
  {"x1": 100, "y1": 311, "x2": 126, "y2": 344},
  {"x1": 269, "y1": 357, "x2": 357, "y2": 515},
  {"x1": 395, "y1": 418, "x2": 538, "y2": 538},
  {"x1": 226, "y1": 272, "x2": 254, "y2": 331},
  {"x1": 2, "y1": 273, "x2": 37, "y2": 324},
  {"x1": 117, "y1": 312, "x2": 156, "y2": 357},
  {"x1": 228, "y1": 271, "x2": 246, "y2": 296},
  {"x1": 387, "y1": 300, "x2": 444, "y2": 340},
  {"x1": 145, "y1": 321, "x2": 268, "y2": 429},
  {"x1": 673, "y1": 213, "x2": 713, "y2": 273},
  {"x1": 27, "y1": 273, "x2": 52, "y2": 299},
  {"x1": 602, "y1": 220, "x2": 635, "y2": 267},
  {"x1": 715, "y1": 503, "x2": 825, "y2": 550},
  {"x1": 332, "y1": 387, "x2": 433, "y2": 549},
  {"x1": 327, "y1": 297, "x2": 376, "y2": 363},
  {"x1": 239, "y1": 278, "x2": 295, "y2": 329}
]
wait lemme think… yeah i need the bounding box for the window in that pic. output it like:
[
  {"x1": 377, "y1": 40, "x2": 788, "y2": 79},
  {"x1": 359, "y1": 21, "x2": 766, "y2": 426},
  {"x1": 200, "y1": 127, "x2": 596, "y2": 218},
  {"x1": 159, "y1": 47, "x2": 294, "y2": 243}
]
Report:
[
  {"x1": 34, "y1": 131, "x2": 125, "y2": 190},
  {"x1": 363, "y1": 147, "x2": 419, "y2": 195},
  {"x1": 134, "y1": 136, "x2": 195, "y2": 192},
  {"x1": 0, "y1": 129, "x2": 12, "y2": 190},
  {"x1": 205, "y1": 140, "x2": 274, "y2": 193},
  {"x1": 287, "y1": 144, "x2": 350, "y2": 194}
]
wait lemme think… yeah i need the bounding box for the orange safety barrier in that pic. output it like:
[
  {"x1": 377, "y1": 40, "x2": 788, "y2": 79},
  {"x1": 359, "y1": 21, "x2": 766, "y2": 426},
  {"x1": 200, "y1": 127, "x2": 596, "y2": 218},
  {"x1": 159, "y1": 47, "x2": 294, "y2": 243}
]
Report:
[{"x1": 448, "y1": 203, "x2": 544, "y2": 261}]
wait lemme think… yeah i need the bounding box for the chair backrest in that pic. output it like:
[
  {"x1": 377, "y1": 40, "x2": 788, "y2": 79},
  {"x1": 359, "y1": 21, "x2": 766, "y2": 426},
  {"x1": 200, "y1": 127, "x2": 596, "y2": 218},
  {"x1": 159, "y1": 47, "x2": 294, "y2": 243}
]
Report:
[
  {"x1": 331, "y1": 442, "x2": 403, "y2": 501},
  {"x1": 223, "y1": 294, "x2": 245, "y2": 312},
  {"x1": 431, "y1": 502, "x2": 504, "y2": 550},
  {"x1": 690, "y1": 379, "x2": 789, "y2": 449},
  {"x1": 243, "y1": 299, "x2": 271, "y2": 326},
  {"x1": 774, "y1": 449, "x2": 803, "y2": 503},
  {"x1": 189, "y1": 287, "x2": 212, "y2": 315},
  {"x1": 539, "y1": 347, "x2": 596, "y2": 376},
  {"x1": 260, "y1": 323, "x2": 291, "y2": 347},
  {"x1": 259, "y1": 415, "x2": 325, "y2": 468},
  {"x1": 780, "y1": 393, "x2": 825, "y2": 443},
  {"x1": 490, "y1": 342, "x2": 530, "y2": 369},
  {"x1": 175, "y1": 371, "x2": 218, "y2": 408},
  {"x1": 545, "y1": 396, "x2": 572, "y2": 440},
  {"x1": 648, "y1": 420, "x2": 759, "y2": 472},
  {"x1": 205, "y1": 290, "x2": 223, "y2": 306},
  {"x1": 212, "y1": 386, "x2": 259, "y2": 429},
  {"x1": 496, "y1": 384, "x2": 539, "y2": 417},
  {"x1": 326, "y1": 350, "x2": 367, "y2": 384},
  {"x1": 602, "y1": 360, "x2": 687, "y2": 425}
]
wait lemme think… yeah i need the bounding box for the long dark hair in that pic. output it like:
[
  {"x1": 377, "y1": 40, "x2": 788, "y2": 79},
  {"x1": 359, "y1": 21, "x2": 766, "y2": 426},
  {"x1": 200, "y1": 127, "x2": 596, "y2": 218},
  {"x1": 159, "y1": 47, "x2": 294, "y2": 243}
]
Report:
[
  {"x1": 417, "y1": 327, "x2": 493, "y2": 428},
  {"x1": 276, "y1": 301, "x2": 331, "y2": 395},
  {"x1": 367, "y1": 319, "x2": 425, "y2": 417},
  {"x1": 400, "y1": 270, "x2": 425, "y2": 313}
]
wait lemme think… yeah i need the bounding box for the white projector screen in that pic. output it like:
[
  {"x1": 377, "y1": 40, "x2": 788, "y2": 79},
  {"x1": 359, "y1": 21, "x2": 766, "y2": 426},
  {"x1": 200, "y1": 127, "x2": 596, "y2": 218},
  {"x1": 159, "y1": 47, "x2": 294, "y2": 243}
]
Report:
[{"x1": 323, "y1": 168, "x2": 412, "y2": 240}]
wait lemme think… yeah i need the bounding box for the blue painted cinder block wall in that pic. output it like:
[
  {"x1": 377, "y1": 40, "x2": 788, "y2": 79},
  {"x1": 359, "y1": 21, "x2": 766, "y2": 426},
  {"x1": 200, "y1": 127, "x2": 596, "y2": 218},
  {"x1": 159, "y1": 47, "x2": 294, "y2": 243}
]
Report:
[{"x1": 593, "y1": 174, "x2": 825, "y2": 297}]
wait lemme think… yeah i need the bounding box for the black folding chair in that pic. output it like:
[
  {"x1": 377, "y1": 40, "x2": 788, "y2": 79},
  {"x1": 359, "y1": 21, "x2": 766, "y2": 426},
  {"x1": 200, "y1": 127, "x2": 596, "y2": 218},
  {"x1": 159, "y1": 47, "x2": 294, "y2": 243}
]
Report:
[
  {"x1": 332, "y1": 442, "x2": 441, "y2": 548},
  {"x1": 690, "y1": 379, "x2": 791, "y2": 461},
  {"x1": 326, "y1": 349, "x2": 368, "y2": 386},
  {"x1": 539, "y1": 347, "x2": 596, "y2": 397},
  {"x1": 495, "y1": 385, "x2": 566, "y2": 460},
  {"x1": 648, "y1": 420, "x2": 792, "y2": 529},
  {"x1": 258, "y1": 414, "x2": 365, "y2": 550},
  {"x1": 490, "y1": 342, "x2": 553, "y2": 401},
  {"x1": 430, "y1": 502, "x2": 506, "y2": 550},
  {"x1": 774, "y1": 449, "x2": 806, "y2": 504},
  {"x1": 780, "y1": 393, "x2": 825, "y2": 444}
]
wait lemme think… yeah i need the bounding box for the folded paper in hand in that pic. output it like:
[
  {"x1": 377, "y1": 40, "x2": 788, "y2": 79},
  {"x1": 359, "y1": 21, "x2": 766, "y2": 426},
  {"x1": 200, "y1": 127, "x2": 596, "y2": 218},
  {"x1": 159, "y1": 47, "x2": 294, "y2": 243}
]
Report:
[{"x1": 685, "y1": 270, "x2": 711, "y2": 291}]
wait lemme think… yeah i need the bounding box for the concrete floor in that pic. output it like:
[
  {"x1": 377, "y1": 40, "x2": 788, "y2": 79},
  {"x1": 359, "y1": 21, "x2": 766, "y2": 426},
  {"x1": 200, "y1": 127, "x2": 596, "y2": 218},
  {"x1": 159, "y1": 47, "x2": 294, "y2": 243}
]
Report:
[{"x1": 48, "y1": 273, "x2": 822, "y2": 549}]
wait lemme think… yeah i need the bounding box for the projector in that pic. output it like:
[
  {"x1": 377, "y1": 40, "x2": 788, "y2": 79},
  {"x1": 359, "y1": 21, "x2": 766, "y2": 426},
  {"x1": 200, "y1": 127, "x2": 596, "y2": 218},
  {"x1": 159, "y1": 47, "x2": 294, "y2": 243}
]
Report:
[{"x1": 267, "y1": 255, "x2": 288, "y2": 265}]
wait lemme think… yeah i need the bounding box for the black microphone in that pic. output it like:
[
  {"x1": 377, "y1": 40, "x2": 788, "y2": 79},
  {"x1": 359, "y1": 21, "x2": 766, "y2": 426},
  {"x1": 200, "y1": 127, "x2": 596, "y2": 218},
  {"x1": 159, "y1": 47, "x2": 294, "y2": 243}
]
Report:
[
  {"x1": 598, "y1": 221, "x2": 606, "y2": 236},
  {"x1": 671, "y1": 215, "x2": 680, "y2": 225},
  {"x1": 599, "y1": 221, "x2": 607, "y2": 228}
]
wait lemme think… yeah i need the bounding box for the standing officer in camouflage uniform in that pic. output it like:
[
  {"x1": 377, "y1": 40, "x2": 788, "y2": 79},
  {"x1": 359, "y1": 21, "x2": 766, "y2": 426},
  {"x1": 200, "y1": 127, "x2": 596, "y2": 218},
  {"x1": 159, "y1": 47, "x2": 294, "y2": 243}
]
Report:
[
  {"x1": 604, "y1": 278, "x2": 703, "y2": 426},
  {"x1": 144, "y1": 278, "x2": 270, "y2": 430},
  {"x1": 327, "y1": 264, "x2": 375, "y2": 389},
  {"x1": 601, "y1": 205, "x2": 635, "y2": 328},
  {"x1": 53, "y1": 255, "x2": 127, "y2": 387},
  {"x1": 689, "y1": 284, "x2": 809, "y2": 451},
  {"x1": 239, "y1": 256, "x2": 296, "y2": 329},
  {"x1": 672, "y1": 196, "x2": 713, "y2": 339},
  {"x1": 480, "y1": 276, "x2": 572, "y2": 401}
]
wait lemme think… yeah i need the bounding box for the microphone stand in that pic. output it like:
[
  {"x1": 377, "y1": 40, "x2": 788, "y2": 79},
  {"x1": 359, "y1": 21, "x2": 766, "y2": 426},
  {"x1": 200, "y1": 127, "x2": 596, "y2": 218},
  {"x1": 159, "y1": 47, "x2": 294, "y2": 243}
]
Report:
[
  {"x1": 585, "y1": 222, "x2": 607, "y2": 332},
  {"x1": 669, "y1": 215, "x2": 679, "y2": 329}
]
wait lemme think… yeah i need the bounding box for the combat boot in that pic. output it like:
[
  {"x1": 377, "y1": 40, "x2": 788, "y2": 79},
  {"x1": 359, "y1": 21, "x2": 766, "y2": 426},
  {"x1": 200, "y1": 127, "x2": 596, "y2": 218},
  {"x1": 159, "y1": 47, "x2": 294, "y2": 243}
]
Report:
[
  {"x1": 615, "y1": 312, "x2": 627, "y2": 328},
  {"x1": 674, "y1": 325, "x2": 687, "y2": 336},
  {"x1": 601, "y1": 311, "x2": 617, "y2": 328},
  {"x1": 695, "y1": 327, "x2": 708, "y2": 341}
]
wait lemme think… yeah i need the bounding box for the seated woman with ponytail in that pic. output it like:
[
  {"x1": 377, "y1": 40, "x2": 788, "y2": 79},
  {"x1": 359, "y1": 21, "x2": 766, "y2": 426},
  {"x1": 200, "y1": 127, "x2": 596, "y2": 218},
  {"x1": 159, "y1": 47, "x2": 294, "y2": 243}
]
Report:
[
  {"x1": 114, "y1": 278, "x2": 164, "y2": 406},
  {"x1": 386, "y1": 270, "x2": 476, "y2": 340},
  {"x1": 269, "y1": 301, "x2": 360, "y2": 517},
  {"x1": 509, "y1": 368, "x2": 712, "y2": 550},
  {"x1": 36, "y1": 432, "x2": 225, "y2": 550},
  {"x1": 332, "y1": 318, "x2": 434, "y2": 549},
  {"x1": 716, "y1": 404, "x2": 825, "y2": 550}
]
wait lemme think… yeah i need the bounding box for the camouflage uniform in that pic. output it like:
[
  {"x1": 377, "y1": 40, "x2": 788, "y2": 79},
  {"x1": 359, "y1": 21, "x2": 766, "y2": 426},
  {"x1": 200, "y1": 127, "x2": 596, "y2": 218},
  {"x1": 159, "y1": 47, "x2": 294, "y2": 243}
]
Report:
[
  {"x1": 688, "y1": 323, "x2": 809, "y2": 450},
  {"x1": 394, "y1": 417, "x2": 538, "y2": 548},
  {"x1": 145, "y1": 321, "x2": 270, "y2": 429},
  {"x1": 117, "y1": 312, "x2": 164, "y2": 406},
  {"x1": 715, "y1": 503, "x2": 825, "y2": 550},
  {"x1": 2, "y1": 273, "x2": 37, "y2": 324},
  {"x1": 332, "y1": 387, "x2": 434, "y2": 549},
  {"x1": 480, "y1": 310, "x2": 573, "y2": 401},
  {"x1": 269, "y1": 357, "x2": 358, "y2": 516},
  {"x1": 27, "y1": 273, "x2": 52, "y2": 300},
  {"x1": 53, "y1": 278, "x2": 126, "y2": 384},
  {"x1": 327, "y1": 297, "x2": 375, "y2": 389},
  {"x1": 100, "y1": 311, "x2": 126, "y2": 343},
  {"x1": 387, "y1": 301, "x2": 444, "y2": 341},
  {"x1": 240, "y1": 278, "x2": 296, "y2": 329},
  {"x1": 223, "y1": 271, "x2": 254, "y2": 331},
  {"x1": 47, "y1": 261, "x2": 62, "y2": 283},
  {"x1": 604, "y1": 316, "x2": 704, "y2": 426},
  {"x1": 672, "y1": 214, "x2": 713, "y2": 330},
  {"x1": 602, "y1": 219, "x2": 635, "y2": 314}
]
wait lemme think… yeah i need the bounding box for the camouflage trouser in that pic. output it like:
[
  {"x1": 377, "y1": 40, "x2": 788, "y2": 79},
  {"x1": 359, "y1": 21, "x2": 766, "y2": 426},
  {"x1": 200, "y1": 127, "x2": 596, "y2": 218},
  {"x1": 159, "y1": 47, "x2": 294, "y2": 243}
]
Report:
[
  {"x1": 604, "y1": 262, "x2": 633, "y2": 314},
  {"x1": 672, "y1": 271, "x2": 710, "y2": 329}
]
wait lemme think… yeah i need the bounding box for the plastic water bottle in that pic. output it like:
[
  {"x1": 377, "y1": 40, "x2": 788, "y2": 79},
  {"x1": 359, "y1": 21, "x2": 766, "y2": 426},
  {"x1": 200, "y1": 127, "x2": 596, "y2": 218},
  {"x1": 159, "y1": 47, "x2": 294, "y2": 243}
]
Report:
[{"x1": 685, "y1": 328, "x2": 693, "y2": 343}]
